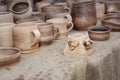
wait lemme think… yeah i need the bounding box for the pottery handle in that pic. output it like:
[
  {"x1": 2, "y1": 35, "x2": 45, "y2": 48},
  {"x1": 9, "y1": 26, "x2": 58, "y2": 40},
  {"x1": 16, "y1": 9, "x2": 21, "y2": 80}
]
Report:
[
  {"x1": 64, "y1": 13, "x2": 72, "y2": 22},
  {"x1": 53, "y1": 27, "x2": 59, "y2": 39},
  {"x1": 30, "y1": 30, "x2": 41, "y2": 47},
  {"x1": 67, "y1": 21, "x2": 73, "y2": 32},
  {"x1": 64, "y1": 7, "x2": 71, "y2": 14}
]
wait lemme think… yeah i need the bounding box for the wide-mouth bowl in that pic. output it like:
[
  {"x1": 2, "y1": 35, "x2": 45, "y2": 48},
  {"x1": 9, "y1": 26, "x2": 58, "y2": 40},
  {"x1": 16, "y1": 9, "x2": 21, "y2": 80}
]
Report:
[
  {"x1": 11, "y1": 2, "x2": 29, "y2": 14},
  {"x1": 88, "y1": 26, "x2": 111, "y2": 33}
]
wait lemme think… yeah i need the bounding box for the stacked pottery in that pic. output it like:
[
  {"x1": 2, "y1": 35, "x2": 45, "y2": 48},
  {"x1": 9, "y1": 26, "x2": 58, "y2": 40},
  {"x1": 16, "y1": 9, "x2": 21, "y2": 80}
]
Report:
[
  {"x1": 7, "y1": 0, "x2": 32, "y2": 20},
  {"x1": 72, "y1": 2, "x2": 97, "y2": 30},
  {"x1": 37, "y1": 23, "x2": 59, "y2": 46},
  {"x1": 0, "y1": 12, "x2": 13, "y2": 23},
  {"x1": 0, "y1": 23, "x2": 15, "y2": 47},
  {"x1": 13, "y1": 22, "x2": 41, "y2": 53},
  {"x1": 47, "y1": 18, "x2": 73, "y2": 39}
]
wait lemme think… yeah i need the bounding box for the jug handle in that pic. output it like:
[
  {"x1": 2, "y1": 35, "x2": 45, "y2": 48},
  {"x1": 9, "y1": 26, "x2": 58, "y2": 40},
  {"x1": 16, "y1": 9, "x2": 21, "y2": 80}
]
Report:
[
  {"x1": 53, "y1": 27, "x2": 59, "y2": 39},
  {"x1": 64, "y1": 7, "x2": 71, "y2": 14},
  {"x1": 64, "y1": 13, "x2": 72, "y2": 22},
  {"x1": 67, "y1": 21, "x2": 73, "y2": 32},
  {"x1": 30, "y1": 30, "x2": 41, "y2": 47}
]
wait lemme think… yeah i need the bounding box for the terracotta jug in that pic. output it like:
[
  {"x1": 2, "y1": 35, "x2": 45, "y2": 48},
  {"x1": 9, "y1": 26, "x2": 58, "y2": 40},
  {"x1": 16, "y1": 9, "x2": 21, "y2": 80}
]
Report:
[
  {"x1": 64, "y1": 33, "x2": 93, "y2": 56},
  {"x1": 36, "y1": 1, "x2": 52, "y2": 12},
  {"x1": 72, "y1": 2, "x2": 97, "y2": 31},
  {"x1": 0, "y1": 12, "x2": 13, "y2": 23},
  {"x1": 47, "y1": 18, "x2": 73, "y2": 39},
  {"x1": 0, "y1": 23, "x2": 15, "y2": 47},
  {"x1": 37, "y1": 23, "x2": 59, "y2": 46},
  {"x1": 13, "y1": 22, "x2": 41, "y2": 53}
]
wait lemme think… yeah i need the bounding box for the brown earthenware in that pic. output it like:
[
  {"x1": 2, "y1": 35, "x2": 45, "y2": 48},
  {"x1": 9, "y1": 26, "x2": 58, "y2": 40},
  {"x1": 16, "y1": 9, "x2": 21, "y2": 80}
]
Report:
[
  {"x1": 36, "y1": 1, "x2": 52, "y2": 12},
  {"x1": 41, "y1": 5, "x2": 71, "y2": 14},
  {"x1": 37, "y1": 23, "x2": 59, "y2": 46},
  {"x1": 101, "y1": 13, "x2": 120, "y2": 31},
  {"x1": 0, "y1": 47, "x2": 21, "y2": 66},
  {"x1": 0, "y1": 23, "x2": 15, "y2": 47},
  {"x1": 13, "y1": 22, "x2": 41, "y2": 53},
  {"x1": 47, "y1": 18, "x2": 73, "y2": 39},
  {"x1": 72, "y1": 2, "x2": 97, "y2": 31},
  {"x1": 0, "y1": 12, "x2": 13, "y2": 23},
  {"x1": 88, "y1": 26, "x2": 111, "y2": 41}
]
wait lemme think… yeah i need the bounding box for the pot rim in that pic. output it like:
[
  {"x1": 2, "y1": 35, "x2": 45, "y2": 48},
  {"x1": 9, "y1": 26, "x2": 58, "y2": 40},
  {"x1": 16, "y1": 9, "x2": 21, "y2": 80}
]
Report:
[{"x1": 88, "y1": 26, "x2": 111, "y2": 33}]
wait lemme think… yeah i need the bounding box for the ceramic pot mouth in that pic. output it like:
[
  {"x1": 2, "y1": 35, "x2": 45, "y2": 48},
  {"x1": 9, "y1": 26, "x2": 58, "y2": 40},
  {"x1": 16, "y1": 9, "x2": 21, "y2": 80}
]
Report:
[
  {"x1": 0, "y1": 47, "x2": 21, "y2": 60},
  {"x1": 47, "y1": 18, "x2": 68, "y2": 23},
  {"x1": 11, "y1": 2, "x2": 29, "y2": 14},
  {"x1": 88, "y1": 26, "x2": 111, "y2": 33}
]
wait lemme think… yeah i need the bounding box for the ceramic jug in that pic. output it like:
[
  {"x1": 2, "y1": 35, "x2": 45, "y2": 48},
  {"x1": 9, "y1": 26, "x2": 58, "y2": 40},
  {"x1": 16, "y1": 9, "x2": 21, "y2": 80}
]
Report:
[
  {"x1": 64, "y1": 33, "x2": 93, "y2": 56},
  {"x1": 72, "y1": 2, "x2": 97, "y2": 31},
  {"x1": 13, "y1": 22, "x2": 41, "y2": 53},
  {"x1": 37, "y1": 23, "x2": 59, "y2": 46},
  {"x1": 0, "y1": 23, "x2": 15, "y2": 47},
  {"x1": 47, "y1": 18, "x2": 73, "y2": 39}
]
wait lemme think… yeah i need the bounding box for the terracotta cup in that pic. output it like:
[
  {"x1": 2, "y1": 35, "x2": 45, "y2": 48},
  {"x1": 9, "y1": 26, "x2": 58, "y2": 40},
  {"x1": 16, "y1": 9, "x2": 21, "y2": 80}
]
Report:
[
  {"x1": 41, "y1": 5, "x2": 71, "y2": 14},
  {"x1": 36, "y1": 1, "x2": 52, "y2": 12},
  {"x1": 0, "y1": 12, "x2": 13, "y2": 23},
  {"x1": 47, "y1": 18, "x2": 73, "y2": 39},
  {"x1": 0, "y1": 23, "x2": 15, "y2": 47},
  {"x1": 13, "y1": 22, "x2": 41, "y2": 53},
  {"x1": 37, "y1": 23, "x2": 59, "y2": 46}
]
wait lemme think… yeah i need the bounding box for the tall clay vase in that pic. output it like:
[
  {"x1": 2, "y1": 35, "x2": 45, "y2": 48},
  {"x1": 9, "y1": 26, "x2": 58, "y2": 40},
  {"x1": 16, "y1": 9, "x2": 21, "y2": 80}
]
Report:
[
  {"x1": 72, "y1": 2, "x2": 97, "y2": 31},
  {"x1": 0, "y1": 12, "x2": 13, "y2": 23},
  {"x1": 8, "y1": 0, "x2": 32, "y2": 20},
  {"x1": 0, "y1": 23, "x2": 15, "y2": 47},
  {"x1": 13, "y1": 22, "x2": 41, "y2": 53}
]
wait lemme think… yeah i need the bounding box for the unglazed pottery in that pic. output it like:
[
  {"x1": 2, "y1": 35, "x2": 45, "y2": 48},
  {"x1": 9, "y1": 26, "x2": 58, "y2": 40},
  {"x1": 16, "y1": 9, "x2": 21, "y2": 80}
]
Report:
[
  {"x1": 0, "y1": 23, "x2": 15, "y2": 47},
  {"x1": 95, "y1": 2, "x2": 105, "y2": 18},
  {"x1": 101, "y1": 13, "x2": 120, "y2": 31},
  {"x1": 64, "y1": 33, "x2": 93, "y2": 56},
  {"x1": 88, "y1": 26, "x2": 111, "y2": 41},
  {"x1": 41, "y1": 5, "x2": 71, "y2": 14},
  {"x1": 0, "y1": 47, "x2": 21, "y2": 66},
  {"x1": 13, "y1": 22, "x2": 41, "y2": 53},
  {"x1": 47, "y1": 18, "x2": 73, "y2": 39},
  {"x1": 0, "y1": 12, "x2": 13, "y2": 23},
  {"x1": 37, "y1": 23, "x2": 59, "y2": 46},
  {"x1": 36, "y1": 1, "x2": 52, "y2": 12},
  {"x1": 72, "y1": 2, "x2": 97, "y2": 31}
]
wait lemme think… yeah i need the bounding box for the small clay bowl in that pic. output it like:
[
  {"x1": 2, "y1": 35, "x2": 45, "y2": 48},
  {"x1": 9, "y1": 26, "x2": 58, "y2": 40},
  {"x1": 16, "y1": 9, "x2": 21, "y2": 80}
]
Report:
[
  {"x1": 0, "y1": 47, "x2": 21, "y2": 66},
  {"x1": 88, "y1": 26, "x2": 111, "y2": 41}
]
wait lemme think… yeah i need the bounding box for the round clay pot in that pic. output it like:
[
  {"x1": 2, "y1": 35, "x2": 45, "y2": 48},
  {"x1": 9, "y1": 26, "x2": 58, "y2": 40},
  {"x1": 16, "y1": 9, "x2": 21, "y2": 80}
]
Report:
[
  {"x1": 72, "y1": 2, "x2": 97, "y2": 31},
  {"x1": 41, "y1": 5, "x2": 71, "y2": 14},
  {"x1": 0, "y1": 3, "x2": 7, "y2": 12},
  {"x1": 0, "y1": 12, "x2": 13, "y2": 23},
  {"x1": 37, "y1": 22, "x2": 59, "y2": 46},
  {"x1": 88, "y1": 26, "x2": 111, "y2": 41},
  {"x1": 36, "y1": 1, "x2": 52, "y2": 12},
  {"x1": 13, "y1": 22, "x2": 41, "y2": 53},
  {"x1": 0, "y1": 47, "x2": 21, "y2": 66},
  {"x1": 0, "y1": 23, "x2": 15, "y2": 47}
]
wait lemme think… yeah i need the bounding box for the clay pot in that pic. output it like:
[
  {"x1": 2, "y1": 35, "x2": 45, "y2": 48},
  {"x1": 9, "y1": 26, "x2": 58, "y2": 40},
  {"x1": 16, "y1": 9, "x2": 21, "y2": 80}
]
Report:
[
  {"x1": 31, "y1": 12, "x2": 45, "y2": 21},
  {"x1": 9, "y1": 0, "x2": 32, "y2": 20},
  {"x1": 104, "y1": 1, "x2": 120, "y2": 13},
  {"x1": 53, "y1": 2, "x2": 69, "y2": 7},
  {"x1": 37, "y1": 23, "x2": 59, "y2": 46},
  {"x1": 46, "y1": 12, "x2": 72, "y2": 21},
  {"x1": 47, "y1": 18, "x2": 73, "y2": 39},
  {"x1": 13, "y1": 22, "x2": 41, "y2": 53},
  {"x1": 64, "y1": 33, "x2": 93, "y2": 56},
  {"x1": 0, "y1": 47, "x2": 21, "y2": 66},
  {"x1": 0, "y1": 23, "x2": 15, "y2": 47},
  {"x1": 0, "y1": 12, "x2": 13, "y2": 23},
  {"x1": 41, "y1": 5, "x2": 71, "y2": 14},
  {"x1": 0, "y1": 3, "x2": 7, "y2": 12},
  {"x1": 36, "y1": 1, "x2": 52, "y2": 12},
  {"x1": 88, "y1": 26, "x2": 111, "y2": 41},
  {"x1": 101, "y1": 13, "x2": 120, "y2": 31},
  {"x1": 95, "y1": 2, "x2": 105, "y2": 18},
  {"x1": 72, "y1": 2, "x2": 97, "y2": 31}
]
